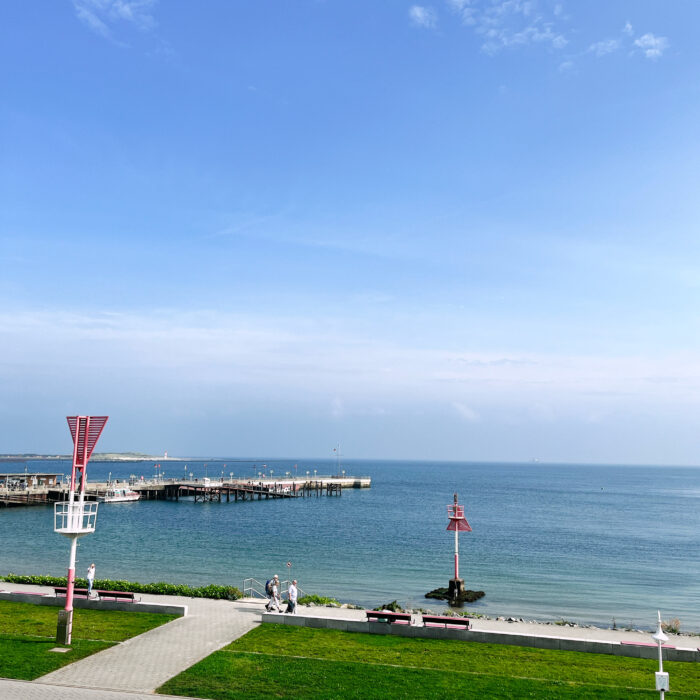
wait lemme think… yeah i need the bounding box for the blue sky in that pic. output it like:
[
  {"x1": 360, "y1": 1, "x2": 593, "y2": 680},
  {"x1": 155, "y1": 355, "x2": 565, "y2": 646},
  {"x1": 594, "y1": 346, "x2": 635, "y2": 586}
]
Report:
[{"x1": 2, "y1": 1, "x2": 699, "y2": 463}]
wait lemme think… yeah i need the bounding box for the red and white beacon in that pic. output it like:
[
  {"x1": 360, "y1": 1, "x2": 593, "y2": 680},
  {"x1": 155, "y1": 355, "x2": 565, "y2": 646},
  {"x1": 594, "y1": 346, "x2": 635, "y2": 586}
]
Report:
[{"x1": 446, "y1": 492, "x2": 472, "y2": 604}]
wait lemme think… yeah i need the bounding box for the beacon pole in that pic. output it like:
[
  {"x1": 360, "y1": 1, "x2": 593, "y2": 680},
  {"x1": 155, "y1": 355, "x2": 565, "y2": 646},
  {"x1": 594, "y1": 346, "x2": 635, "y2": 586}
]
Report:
[
  {"x1": 454, "y1": 513, "x2": 459, "y2": 580},
  {"x1": 55, "y1": 416, "x2": 108, "y2": 645},
  {"x1": 446, "y1": 493, "x2": 472, "y2": 605}
]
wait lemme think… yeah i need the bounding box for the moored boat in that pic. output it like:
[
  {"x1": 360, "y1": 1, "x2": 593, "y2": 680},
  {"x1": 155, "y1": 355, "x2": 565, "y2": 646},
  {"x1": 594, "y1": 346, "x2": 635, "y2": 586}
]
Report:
[{"x1": 98, "y1": 486, "x2": 140, "y2": 503}]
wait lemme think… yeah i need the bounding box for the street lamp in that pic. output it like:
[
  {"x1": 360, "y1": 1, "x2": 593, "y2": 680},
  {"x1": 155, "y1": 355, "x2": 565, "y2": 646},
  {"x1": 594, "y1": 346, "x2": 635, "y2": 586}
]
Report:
[{"x1": 652, "y1": 611, "x2": 670, "y2": 698}]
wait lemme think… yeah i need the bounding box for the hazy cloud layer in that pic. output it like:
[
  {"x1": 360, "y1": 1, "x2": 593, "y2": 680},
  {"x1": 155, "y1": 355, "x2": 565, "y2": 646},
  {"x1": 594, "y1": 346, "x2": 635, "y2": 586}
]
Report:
[{"x1": 4, "y1": 308, "x2": 699, "y2": 405}]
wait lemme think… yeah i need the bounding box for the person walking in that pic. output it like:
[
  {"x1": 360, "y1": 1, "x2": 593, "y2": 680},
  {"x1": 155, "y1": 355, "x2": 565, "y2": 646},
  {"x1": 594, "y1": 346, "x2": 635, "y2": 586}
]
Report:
[
  {"x1": 265, "y1": 574, "x2": 280, "y2": 612},
  {"x1": 270, "y1": 575, "x2": 281, "y2": 612},
  {"x1": 286, "y1": 579, "x2": 298, "y2": 614},
  {"x1": 86, "y1": 563, "x2": 96, "y2": 597}
]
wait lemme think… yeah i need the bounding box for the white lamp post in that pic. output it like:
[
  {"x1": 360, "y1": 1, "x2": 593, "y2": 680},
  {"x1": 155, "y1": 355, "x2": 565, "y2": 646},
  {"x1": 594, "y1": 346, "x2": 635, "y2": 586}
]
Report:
[{"x1": 652, "y1": 611, "x2": 669, "y2": 699}]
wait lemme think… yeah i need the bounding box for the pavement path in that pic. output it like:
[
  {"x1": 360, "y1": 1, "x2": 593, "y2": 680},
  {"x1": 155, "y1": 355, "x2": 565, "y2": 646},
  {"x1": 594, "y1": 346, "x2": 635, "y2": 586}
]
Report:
[
  {"x1": 0, "y1": 679, "x2": 207, "y2": 700},
  {"x1": 0, "y1": 582, "x2": 261, "y2": 698},
  {"x1": 36, "y1": 595, "x2": 259, "y2": 693}
]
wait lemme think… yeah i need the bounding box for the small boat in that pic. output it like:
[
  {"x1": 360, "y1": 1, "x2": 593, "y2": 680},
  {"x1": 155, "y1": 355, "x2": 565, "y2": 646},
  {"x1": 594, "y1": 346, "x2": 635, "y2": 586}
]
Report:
[{"x1": 98, "y1": 486, "x2": 140, "y2": 503}]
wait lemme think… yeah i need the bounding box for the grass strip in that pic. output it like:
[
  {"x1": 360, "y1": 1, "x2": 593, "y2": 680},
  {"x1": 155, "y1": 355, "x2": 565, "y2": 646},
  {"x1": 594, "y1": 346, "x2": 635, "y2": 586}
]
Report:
[
  {"x1": 0, "y1": 600, "x2": 177, "y2": 641},
  {"x1": 219, "y1": 649, "x2": 690, "y2": 693},
  {"x1": 226, "y1": 625, "x2": 700, "y2": 694},
  {"x1": 0, "y1": 633, "x2": 113, "y2": 680},
  {"x1": 158, "y1": 650, "x2": 664, "y2": 699},
  {"x1": 0, "y1": 600, "x2": 177, "y2": 680},
  {"x1": 158, "y1": 626, "x2": 700, "y2": 699}
]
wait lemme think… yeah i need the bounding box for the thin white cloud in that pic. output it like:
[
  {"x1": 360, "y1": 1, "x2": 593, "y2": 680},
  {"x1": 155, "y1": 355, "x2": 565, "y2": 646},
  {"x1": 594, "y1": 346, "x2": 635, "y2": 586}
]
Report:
[
  {"x1": 74, "y1": 3, "x2": 111, "y2": 38},
  {"x1": 588, "y1": 38, "x2": 619, "y2": 57},
  {"x1": 445, "y1": 0, "x2": 567, "y2": 54},
  {"x1": 558, "y1": 60, "x2": 573, "y2": 73},
  {"x1": 452, "y1": 402, "x2": 480, "y2": 422},
  {"x1": 583, "y1": 24, "x2": 669, "y2": 65},
  {"x1": 447, "y1": 0, "x2": 478, "y2": 25},
  {"x1": 634, "y1": 33, "x2": 669, "y2": 60},
  {"x1": 73, "y1": 0, "x2": 157, "y2": 41},
  {"x1": 444, "y1": 2, "x2": 671, "y2": 67},
  {"x1": 409, "y1": 5, "x2": 437, "y2": 29}
]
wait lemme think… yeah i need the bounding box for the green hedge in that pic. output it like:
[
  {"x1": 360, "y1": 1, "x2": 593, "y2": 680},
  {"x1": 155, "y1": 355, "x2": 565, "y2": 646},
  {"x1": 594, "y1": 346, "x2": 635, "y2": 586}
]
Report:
[
  {"x1": 297, "y1": 594, "x2": 340, "y2": 606},
  {"x1": 1, "y1": 574, "x2": 242, "y2": 601}
]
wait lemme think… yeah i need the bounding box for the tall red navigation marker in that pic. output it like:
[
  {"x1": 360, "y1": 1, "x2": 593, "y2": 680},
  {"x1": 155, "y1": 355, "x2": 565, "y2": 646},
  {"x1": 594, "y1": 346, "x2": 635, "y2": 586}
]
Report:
[
  {"x1": 55, "y1": 416, "x2": 108, "y2": 644},
  {"x1": 446, "y1": 493, "x2": 472, "y2": 603}
]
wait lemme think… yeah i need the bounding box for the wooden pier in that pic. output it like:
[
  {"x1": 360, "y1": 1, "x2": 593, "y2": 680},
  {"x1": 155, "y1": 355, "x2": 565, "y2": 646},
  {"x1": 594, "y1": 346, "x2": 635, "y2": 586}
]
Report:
[
  {"x1": 141, "y1": 479, "x2": 345, "y2": 502},
  {"x1": 1, "y1": 475, "x2": 367, "y2": 507}
]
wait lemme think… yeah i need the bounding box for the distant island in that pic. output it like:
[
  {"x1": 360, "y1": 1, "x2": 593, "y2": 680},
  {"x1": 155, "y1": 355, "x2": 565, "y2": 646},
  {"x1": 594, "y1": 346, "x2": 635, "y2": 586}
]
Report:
[{"x1": 0, "y1": 452, "x2": 171, "y2": 462}]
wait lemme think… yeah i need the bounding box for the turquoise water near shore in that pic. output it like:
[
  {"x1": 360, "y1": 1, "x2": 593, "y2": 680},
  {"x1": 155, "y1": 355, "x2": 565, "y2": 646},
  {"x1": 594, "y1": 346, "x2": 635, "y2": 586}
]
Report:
[{"x1": 1, "y1": 459, "x2": 698, "y2": 631}]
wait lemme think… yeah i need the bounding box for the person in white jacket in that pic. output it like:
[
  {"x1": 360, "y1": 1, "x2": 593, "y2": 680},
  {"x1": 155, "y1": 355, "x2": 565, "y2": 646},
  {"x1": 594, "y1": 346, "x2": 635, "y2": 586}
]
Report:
[
  {"x1": 286, "y1": 580, "x2": 298, "y2": 614},
  {"x1": 87, "y1": 563, "x2": 96, "y2": 597}
]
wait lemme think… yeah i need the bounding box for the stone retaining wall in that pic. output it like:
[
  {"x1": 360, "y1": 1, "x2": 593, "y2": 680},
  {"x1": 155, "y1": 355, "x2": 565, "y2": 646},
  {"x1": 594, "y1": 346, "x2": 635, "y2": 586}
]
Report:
[{"x1": 0, "y1": 590, "x2": 187, "y2": 616}]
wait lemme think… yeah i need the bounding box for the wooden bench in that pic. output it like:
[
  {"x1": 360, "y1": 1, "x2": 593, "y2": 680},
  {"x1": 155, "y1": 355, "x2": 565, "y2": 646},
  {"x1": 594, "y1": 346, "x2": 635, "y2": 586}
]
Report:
[
  {"x1": 365, "y1": 610, "x2": 412, "y2": 625},
  {"x1": 54, "y1": 586, "x2": 90, "y2": 599},
  {"x1": 620, "y1": 641, "x2": 675, "y2": 649},
  {"x1": 54, "y1": 587, "x2": 137, "y2": 603},
  {"x1": 421, "y1": 614, "x2": 470, "y2": 630},
  {"x1": 95, "y1": 590, "x2": 137, "y2": 603}
]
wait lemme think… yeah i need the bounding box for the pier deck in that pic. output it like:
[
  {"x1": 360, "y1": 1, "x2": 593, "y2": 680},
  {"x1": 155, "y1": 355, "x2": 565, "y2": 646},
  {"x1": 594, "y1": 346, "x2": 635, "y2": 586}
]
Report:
[{"x1": 0, "y1": 475, "x2": 370, "y2": 507}]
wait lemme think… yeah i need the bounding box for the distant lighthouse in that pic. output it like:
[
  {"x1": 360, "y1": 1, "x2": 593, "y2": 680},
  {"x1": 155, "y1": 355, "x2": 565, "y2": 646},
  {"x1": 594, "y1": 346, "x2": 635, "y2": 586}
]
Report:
[{"x1": 164, "y1": 451, "x2": 168, "y2": 459}]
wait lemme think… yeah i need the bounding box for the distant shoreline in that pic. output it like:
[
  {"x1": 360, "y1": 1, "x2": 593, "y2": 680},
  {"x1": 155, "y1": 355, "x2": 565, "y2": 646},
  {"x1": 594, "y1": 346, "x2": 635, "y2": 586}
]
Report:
[{"x1": 0, "y1": 454, "x2": 168, "y2": 462}]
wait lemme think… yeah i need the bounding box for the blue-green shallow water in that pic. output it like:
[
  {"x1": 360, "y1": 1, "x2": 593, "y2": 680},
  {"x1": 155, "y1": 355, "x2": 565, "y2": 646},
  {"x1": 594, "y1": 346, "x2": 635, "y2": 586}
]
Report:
[{"x1": 1, "y1": 459, "x2": 698, "y2": 631}]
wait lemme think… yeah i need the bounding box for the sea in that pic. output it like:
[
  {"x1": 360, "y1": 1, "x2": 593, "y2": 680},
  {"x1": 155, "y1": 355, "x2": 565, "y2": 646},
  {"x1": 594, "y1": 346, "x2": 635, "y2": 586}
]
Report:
[{"x1": 1, "y1": 459, "x2": 698, "y2": 632}]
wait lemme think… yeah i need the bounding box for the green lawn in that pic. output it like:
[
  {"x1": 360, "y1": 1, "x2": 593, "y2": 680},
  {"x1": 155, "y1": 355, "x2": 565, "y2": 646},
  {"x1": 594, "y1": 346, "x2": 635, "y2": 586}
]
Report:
[
  {"x1": 158, "y1": 625, "x2": 700, "y2": 700},
  {"x1": 0, "y1": 600, "x2": 177, "y2": 680}
]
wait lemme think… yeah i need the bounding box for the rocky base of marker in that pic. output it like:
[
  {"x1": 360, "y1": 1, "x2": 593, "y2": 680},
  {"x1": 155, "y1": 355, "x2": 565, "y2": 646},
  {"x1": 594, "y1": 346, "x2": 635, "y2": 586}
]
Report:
[{"x1": 425, "y1": 581, "x2": 485, "y2": 606}]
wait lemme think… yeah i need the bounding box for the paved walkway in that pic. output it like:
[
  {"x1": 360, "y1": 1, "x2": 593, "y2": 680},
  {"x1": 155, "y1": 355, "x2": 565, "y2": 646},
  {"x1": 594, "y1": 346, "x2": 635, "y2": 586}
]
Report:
[
  {"x1": 37, "y1": 596, "x2": 259, "y2": 693},
  {"x1": 0, "y1": 582, "x2": 262, "y2": 698},
  {"x1": 0, "y1": 679, "x2": 205, "y2": 700}
]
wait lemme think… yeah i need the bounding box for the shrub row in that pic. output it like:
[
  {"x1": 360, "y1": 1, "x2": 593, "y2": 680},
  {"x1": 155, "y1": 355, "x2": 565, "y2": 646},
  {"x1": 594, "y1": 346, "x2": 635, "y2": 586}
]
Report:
[
  {"x1": 297, "y1": 594, "x2": 340, "y2": 606},
  {"x1": 1, "y1": 574, "x2": 242, "y2": 601}
]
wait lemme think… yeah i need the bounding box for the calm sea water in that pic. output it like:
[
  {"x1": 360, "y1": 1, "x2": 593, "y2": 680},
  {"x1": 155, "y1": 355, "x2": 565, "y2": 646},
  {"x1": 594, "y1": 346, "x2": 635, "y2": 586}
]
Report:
[{"x1": 1, "y1": 459, "x2": 698, "y2": 632}]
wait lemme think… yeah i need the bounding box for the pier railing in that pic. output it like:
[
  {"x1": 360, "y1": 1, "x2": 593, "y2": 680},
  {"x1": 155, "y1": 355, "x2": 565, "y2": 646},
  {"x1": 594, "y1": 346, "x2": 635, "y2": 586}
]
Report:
[{"x1": 243, "y1": 578, "x2": 266, "y2": 599}]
